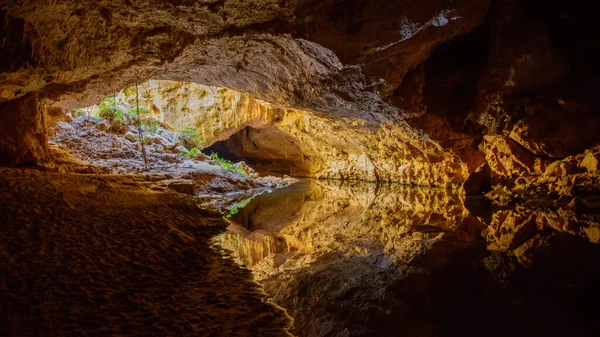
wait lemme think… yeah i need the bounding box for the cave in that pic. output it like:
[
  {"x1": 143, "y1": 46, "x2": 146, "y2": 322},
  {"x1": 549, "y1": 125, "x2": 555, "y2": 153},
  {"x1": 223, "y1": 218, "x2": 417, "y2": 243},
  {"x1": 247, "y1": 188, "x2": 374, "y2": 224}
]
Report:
[
  {"x1": 2, "y1": 1, "x2": 600, "y2": 336},
  {"x1": 205, "y1": 126, "x2": 311, "y2": 177}
]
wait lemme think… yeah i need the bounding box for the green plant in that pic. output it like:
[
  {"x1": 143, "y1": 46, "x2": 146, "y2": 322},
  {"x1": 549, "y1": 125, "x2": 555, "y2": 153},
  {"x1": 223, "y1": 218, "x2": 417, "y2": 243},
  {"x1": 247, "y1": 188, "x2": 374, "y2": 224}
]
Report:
[
  {"x1": 73, "y1": 108, "x2": 87, "y2": 117},
  {"x1": 184, "y1": 147, "x2": 201, "y2": 159},
  {"x1": 98, "y1": 97, "x2": 127, "y2": 124},
  {"x1": 127, "y1": 106, "x2": 150, "y2": 118},
  {"x1": 110, "y1": 119, "x2": 128, "y2": 135},
  {"x1": 126, "y1": 107, "x2": 138, "y2": 119},
  {"x1": 225, "y1": 199, "x2": 250, "y2": 218},
  {"x1": 210, "y1": 153, "x2": 247, "y2": 176},
  {"x1": 182, "y1": 125, "x2": 199, "y2": 138},
  {"x1": 179, "y1": 147, "x2": 202, "y2": 159},
  {"x1": 98, "y1": 97, "x2": 117, "y2": 122},
  {"x1": 123, "y1": 87, "x2": 135, "y2": 96},
  {"x1": 143, "y1": 118, "x2": 161, "y2": 134},
  {"x1": 179, "y1": 125, "x2": 203, "y2": 148}
]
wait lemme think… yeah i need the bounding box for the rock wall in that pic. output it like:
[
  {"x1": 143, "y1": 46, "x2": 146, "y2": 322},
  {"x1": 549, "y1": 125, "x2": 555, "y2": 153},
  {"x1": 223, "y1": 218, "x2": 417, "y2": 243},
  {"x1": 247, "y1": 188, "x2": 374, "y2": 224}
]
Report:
[
  {"x1": 0, "y1": 0, "x2": 490, "y2": 168},
  {"x1": 124, "y1": 80, "x2": 468, "y2": 186},
  {"x1": 399, "y1": 0, "x2": 600, "y2": 195},
  {"x1": 0, "y1": 0, "x2": 598, "y2": 195},
  {"x1": 0, "y1": 93, "x2": 48, "y2": 165}
]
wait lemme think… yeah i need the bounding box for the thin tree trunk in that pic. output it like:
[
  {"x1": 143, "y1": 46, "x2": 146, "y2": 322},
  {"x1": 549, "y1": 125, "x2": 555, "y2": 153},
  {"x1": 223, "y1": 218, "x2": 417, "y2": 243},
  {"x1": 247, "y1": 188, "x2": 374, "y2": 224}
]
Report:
[
  {"x1": 109, "y1": 92, "x2": 115, "y2": 141},
  {"x1": 136, "y1": 82, "x2": 149, "y2": 171}
]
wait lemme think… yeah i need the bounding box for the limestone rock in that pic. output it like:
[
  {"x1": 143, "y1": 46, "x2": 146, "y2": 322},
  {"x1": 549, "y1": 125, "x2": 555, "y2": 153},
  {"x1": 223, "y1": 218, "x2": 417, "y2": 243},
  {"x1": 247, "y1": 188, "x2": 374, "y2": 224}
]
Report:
[
  {"x1": 580, "y1": 150, "x2": 599, "y2": 174},
  {"x1": 0, "y1": 0, "x2": 598, "y2": 197},
  {"x1": 124, "y1": 132, "x2": 138, "y2": 142},
  {"x1": 123, "y1": 80, "x2": 469, "y2": 187},
  {"x1": 96, "y1": 121, "x2": 109, "y2": 131}
]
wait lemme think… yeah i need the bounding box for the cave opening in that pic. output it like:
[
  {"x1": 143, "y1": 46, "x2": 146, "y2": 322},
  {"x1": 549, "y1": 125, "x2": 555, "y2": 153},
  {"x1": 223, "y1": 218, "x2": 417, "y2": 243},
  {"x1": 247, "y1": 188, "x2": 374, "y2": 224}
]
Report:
[
  {"x1": 204, "y1": 126, "x2": 309, "y2": 177},
  {"x1": 48, "y1": 80, "x2": 311, "y2": 182}
]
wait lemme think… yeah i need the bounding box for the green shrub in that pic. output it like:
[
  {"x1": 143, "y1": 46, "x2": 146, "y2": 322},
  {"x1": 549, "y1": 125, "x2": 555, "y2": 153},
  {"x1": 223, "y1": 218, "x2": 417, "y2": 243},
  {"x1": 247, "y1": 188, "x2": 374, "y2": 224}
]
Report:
[
  {"x1": 179, "y1": 147, "x2": 202, "y2": 159},
  {"x1": 182, "y1": 125, "x2": 199, "y2": 138},
  {"x1": 98, "y1": 97, "x2": 117, "y2": 122},
  {"x1": 210, "y1": 153, "x2": 247, "y2": 176},
  {"x1": 127, "y1": 106, "x2": 150, "y2": 118},
  {"x1": 225, "y1": 199, "x2": 250, "y2": 218},
  {"x1": 184, "y1": 147, "x2": 202, "y2": 159},
  {"x1": 143, "y1": 118, "x2": 161, "y2": 134},
  {"x1": 179, "y1": 125, "x2": 203, "y2": 148},
  {"x1": 73, "y1": 108, "x2": 87, "y2": 117},
  {"x1": 99, "y1": 109, "x2": 116, "y2": 122},
  {"x1": 98, "y1": 97, "x2": 128, "y2": 125}
]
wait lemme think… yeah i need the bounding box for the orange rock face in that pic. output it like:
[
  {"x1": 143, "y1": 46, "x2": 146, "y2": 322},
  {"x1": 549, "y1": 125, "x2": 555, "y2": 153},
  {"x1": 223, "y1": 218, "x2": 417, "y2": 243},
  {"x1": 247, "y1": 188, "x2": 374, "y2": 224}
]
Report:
[{"x1": 1, "y1": 1, "x2": 598, "y2": 197}]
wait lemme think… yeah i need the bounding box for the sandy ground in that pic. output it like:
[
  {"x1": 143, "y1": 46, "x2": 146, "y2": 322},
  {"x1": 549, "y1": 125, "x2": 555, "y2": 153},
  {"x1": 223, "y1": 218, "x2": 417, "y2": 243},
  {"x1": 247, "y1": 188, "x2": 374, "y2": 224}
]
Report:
[{"x1": 0, "y1": 168, "x2": 293, "y2": 336}]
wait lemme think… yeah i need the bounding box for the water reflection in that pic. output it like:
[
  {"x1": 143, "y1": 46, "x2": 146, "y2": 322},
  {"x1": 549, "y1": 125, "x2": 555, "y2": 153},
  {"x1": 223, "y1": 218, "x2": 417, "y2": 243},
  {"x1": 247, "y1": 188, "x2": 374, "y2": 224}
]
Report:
[{"x1": 214, "y1": 179, "x2": 600, "y2": 337}]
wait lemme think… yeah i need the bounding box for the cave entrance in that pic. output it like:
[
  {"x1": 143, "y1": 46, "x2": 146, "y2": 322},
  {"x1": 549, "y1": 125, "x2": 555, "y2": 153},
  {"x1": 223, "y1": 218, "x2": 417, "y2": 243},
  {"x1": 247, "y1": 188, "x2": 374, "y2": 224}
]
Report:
[
  {"x1": 49, "y1": 80, "x2": 310, "y2": 178},
  {"x1": 204, "y1": 126, "x2": 309, "y2": 177}
]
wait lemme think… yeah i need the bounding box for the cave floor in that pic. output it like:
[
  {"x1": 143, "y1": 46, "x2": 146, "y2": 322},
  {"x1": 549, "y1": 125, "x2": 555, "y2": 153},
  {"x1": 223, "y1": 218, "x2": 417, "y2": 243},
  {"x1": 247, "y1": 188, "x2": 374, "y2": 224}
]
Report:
[{"x1": 0, "y1": 168, "x2": 293, "y2": 336}]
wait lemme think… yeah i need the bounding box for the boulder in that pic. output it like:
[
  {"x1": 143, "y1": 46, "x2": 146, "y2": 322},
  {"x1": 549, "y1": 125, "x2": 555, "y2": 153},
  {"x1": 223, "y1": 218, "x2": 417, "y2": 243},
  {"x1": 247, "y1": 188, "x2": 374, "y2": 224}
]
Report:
[
  {"x1": 55, "y1": 122, "x2": 74, "y2": 132},
  {"x1": 124, "y1": 132, "x2": 138, "y2": 142},
  {"x1": 157, "y1": 127, "x2": 179, "y2": 144},
  {"x1": 172, "y1": 145, "x2": 188, "y2": 155},
  {"x1": 161, "y1": 154, "x2": 183, "y2": 163},
  {"x1": 96, "y1": 122, "x2": 109, "y2": 131},
  {"x1": 144, "y1": 134, "x2": 160, "y2": 145},
  {"x1": 233, "y1": 161, "x2": 258, "y2": 177}
]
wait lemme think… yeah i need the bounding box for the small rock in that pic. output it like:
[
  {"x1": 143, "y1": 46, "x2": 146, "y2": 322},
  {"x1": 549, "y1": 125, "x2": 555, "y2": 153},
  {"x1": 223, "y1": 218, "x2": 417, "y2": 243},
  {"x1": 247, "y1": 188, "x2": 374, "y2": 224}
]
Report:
[
  {"x1": 145, "y1": 134, "x2": 160, "y2": 145},
  {"x1": 162, "y1": 154, "x2": 182, "y2": 163},
  {"x1": 151, "y1": 143, "x2": 165, "y2": 152},
  {"x1": 96, "y1": 122, "x2": 109, "y2": 131},
  {"x1": 173, "y1": 145, "x2": 188, "y2": 154},
  {"x1": 55, "y1": 121, "x2": 74, "y2": 132},
  {"x1": 157, "y1": 127, "x2": 179, "y2": 143},
  {"x1": 124, "y1": 132, "x2": 138, "y2": 142},
  {"x1": 580, "y1": 150, "x2": 598, "y2": 174},
  {"x1": 233, "y1": 161, "x2": 257, "y2": 176}
]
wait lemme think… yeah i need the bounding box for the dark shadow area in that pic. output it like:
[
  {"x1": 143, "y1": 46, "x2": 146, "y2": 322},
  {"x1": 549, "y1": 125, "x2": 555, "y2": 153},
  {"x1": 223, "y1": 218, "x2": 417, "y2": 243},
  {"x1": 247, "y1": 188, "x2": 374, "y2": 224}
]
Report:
[
  {"x1": 517, "y1": 0, "x2": 600, "y2": 80},
  {"x1": 431, "y1": 234, "x2": 600, "y2": 337},
  {"x1": 204, "y1": 139, "x2": 243, "y2": 163},
  {"x1": 0, "y1": 168, "x2": 292, "y2": 336},
  {"x1": 205, "y1": 126, "x2": 310, "y2": 177},
  {"x1": 422, "y1": 21, "x2": 491, "y2": 131}
]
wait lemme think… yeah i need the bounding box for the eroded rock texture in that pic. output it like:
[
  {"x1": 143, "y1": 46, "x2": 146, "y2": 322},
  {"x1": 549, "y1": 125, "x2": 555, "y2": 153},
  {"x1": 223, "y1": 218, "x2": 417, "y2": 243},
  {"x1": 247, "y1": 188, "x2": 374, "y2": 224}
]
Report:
[
  {"x1": 1, "y1": 0, "x2": 598, "y2": 194},
  {"x1": 124, "y1": 80, "x2": 467, "y2": 186},
  {"x1": 0, "y1": 93, "x2": 48, "y2": 164},
  {"x1": 217, "y1": 180, "x2": 600, "y2": 336},
  {"x1": 1, "y1": 0, "x2": 483, "y2": 185}
]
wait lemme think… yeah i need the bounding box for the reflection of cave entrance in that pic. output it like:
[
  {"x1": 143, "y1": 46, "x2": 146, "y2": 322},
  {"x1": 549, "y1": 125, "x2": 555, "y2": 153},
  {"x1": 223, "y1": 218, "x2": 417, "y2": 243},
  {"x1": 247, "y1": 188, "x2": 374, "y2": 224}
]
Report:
[{"x1": 205, "y1": 126, "x2": 309, "y2": 177}]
